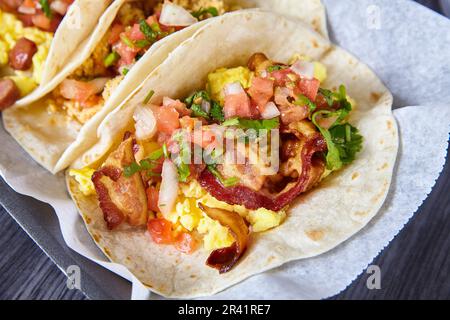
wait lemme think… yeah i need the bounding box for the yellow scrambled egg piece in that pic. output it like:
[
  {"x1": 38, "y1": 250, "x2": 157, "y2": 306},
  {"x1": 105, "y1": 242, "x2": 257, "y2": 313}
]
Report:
[
  {"x1": 71, "y1": 33, "x2": 111, "y2": 79},
  {"x1": 289, "y1": 54, "x2": 328, "y2": 83},
  {"x1": 207, "y1": 67, "x2": 253, "y2": 104},
  {"x1": 0, "y1": 10, "x2": 53, "y2": 94},
  {"x1": 173, "y1": 180, "x2": 285, "y2": 250},
  {"x1": 69, "y1": 168, "x2": 96, "y2": 196},
  {"x1": 172, "y1": 0, "x2": 227, "y2": 14}
]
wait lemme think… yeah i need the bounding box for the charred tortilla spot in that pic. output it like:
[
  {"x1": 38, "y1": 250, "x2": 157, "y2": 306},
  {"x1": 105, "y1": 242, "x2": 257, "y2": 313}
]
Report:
[
  {"x1": 351, "y1": 172, "x2": 359, "y2": 180},
  {"x1": 306, "y1": 229, "x2": 324, "y2": 241}
]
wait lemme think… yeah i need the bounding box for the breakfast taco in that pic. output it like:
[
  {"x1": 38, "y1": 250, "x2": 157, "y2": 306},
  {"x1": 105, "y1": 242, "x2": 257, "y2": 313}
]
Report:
[
  {"x1": 0, "y1": 0, "x2": 112, "y2": 109},
  {"x1": 67, "y1": 11, "x2": 398, "y2": 298},
  {"x1": 2, "y1": 0, "x2": 327, "y2": 173}
]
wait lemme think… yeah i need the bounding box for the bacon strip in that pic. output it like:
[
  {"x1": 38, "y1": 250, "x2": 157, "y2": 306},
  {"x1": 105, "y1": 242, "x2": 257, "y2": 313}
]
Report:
[
  {"x1": 199, "y1": 130, "x2": 327, "y2": 211},
  {"x1": 92, "y1": 135, "x2": 148, "y2": 230},
  {"x1": 199, "y1": 204, "x2": 249, "y2": 273}
]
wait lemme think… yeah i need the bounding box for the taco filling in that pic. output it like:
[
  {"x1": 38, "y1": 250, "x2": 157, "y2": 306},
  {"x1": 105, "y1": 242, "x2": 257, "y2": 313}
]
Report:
[
  {"x1": 70, "y1": 52, "x2": 363, "y2": 273},
  {"x1": 0, "y1": 0, "x2": 73, "y2": 109},
  {"x1": 47, "y1": 0, "x2": 227, "y2": 124}
]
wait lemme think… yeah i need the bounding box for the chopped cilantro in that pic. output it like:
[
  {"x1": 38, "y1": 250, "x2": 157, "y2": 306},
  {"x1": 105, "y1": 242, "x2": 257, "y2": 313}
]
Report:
[
  {"x1": 267, "y1": 65, "x2": 287, "y2": 72},
  {"x1": 139, "y1": 19, "x2": 157, "y2": 42},
  {"x1": 294, "y1": 94, "x2": 317, "y2": 112},
  {"x1": 122, "y1": 68, "x2": 129, "y2": 76},
  {"x1": 210, "y1": 101, "x2": 224, "y2": 122},
  {"x1": 143, "y1": 89, "x2": 155, "y2": 104},
  {"x1": 39, "y1": 0, "x2": 52, "y2": 19},
  {"x1": 104, "y1": 51, "x2": 120, "y2": 67},
  {"x1": 329, "y1": 124, "x2": 363, "y2": 165},
  {"x1": 192, "y1": 7, "x2": 219, "y2": 19},
  {"x1": 120, "y1": 34, "x2": 134, "y2": 48},
  {"x1": 135, "y1": 39, "x2": 151, "y2": 48},
  {"x1": 207, "y1": 164, "x2": 239, "y2": 187},
  {"x1": 123, "y1": 148, "x2": 165, "y2": 177}
]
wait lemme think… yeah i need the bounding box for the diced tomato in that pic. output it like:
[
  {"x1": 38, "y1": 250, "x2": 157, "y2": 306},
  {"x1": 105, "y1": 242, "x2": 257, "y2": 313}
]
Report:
[
  {"x1": 80, "y1": 94, "x2": 101, "y2": 108},
  {"x1": 146, "y1": 187, "x2": 160, "y2": 213},
  {"x1": 163, "y1": 97, "x2": 191, "y2": 117},
  {"x1": 155, "y1": 106, "x2": 180, "y2": 135},
  {"x1": 22, "y1": 0, "x2": 37, "y2": 9},
  {"x1": 128, "y1": 23, "x2": 146, "y2": 41},
  {"x1": 147, "y1": 218, "x2": 174, "y2": 244},
  {"x1": 108, "y1": 23, "x2": 124, "y2": 44},
  {"x1": 31, "y1": 13, "x2": 51, "y2": 30},
  {"x1": 223, "y1": 91, "x2": 255, "y2": 119},
  {"x1": 113, "y1": 41, "x2": 139, "y2": 66},
  {"x1": 146, "y1": 15, "x2": 159, "y2": 26},
  {"x1": 270, "y1": 68, "x2": 296, "y2": 87},
  {"x1": 190, "y1": 128, "x2": 217, "y2": 149},
  {"x1": 59, "y1": 79, "x2": 96, "y2": 102},
  {"x1": 294, "y1": 78, "x2": 320, "y2": 101},
  {"x1": 247, "y1": 77, "x2": 274, "y2": 110},
  {"x1": 175, "y1": 233, "x2": 197, "y2": 254}
]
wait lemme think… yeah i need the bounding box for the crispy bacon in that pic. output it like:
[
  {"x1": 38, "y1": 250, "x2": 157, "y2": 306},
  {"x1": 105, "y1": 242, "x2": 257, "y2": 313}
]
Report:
[
  {"x1": 199, "y1": 122, "x2": 327, "y2": 211},
  {"x1": 92, "y1": 135, "x2": 148, "y2": 230},
  {"x1": 199, "y1": 204, "x2": 249, "y2": 273}
]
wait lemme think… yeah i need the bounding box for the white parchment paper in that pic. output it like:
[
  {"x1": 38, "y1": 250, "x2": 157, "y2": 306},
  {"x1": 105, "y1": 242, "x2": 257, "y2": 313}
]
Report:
[{"x1": 1, "y1": 0, "x2": 449, "y2": 299}]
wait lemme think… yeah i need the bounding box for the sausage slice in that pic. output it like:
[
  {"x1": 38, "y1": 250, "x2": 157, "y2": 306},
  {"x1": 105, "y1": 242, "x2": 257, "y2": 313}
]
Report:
[
  {"x1": 0, "y1": 79, "x2": 20, "y2": 110},
  {"x1": 9, "y1": 37, "x2": 38, "y2": 71}
]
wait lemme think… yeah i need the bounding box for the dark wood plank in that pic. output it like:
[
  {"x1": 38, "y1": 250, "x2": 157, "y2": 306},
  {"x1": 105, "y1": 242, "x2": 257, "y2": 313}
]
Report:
[{"x1": 0, "y1": 208, "x2": 86, "y2": 300}]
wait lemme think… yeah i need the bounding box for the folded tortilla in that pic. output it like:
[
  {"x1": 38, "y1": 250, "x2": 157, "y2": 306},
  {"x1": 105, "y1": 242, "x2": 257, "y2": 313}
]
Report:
[
  {"x1": 2, "y1": 0, "x2": 326, "y2": 174},
  {"x1": 67, "y1": 10, "x2": 398, "y2": 298}
]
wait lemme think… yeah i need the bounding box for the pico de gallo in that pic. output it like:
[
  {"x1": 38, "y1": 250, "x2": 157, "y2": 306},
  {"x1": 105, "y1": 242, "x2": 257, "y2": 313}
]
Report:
[
  {"x1": 0, "y1": 0, "x2": 73, "y2": 110},
  {"x1": 70, "y1": 52, "x2": 363, "y2": 273}
]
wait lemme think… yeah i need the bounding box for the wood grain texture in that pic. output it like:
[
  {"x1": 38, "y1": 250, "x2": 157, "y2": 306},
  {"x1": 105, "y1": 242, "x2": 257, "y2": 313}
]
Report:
[{"x1": 0, "y1": 209, "x2": 86, "y2": 300}]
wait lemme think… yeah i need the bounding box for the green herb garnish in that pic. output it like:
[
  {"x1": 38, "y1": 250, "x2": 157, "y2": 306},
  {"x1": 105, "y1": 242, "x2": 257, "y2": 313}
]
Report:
[
  {"x1": 222, "y1": 118, "x2": 280, "y2": 131},
  {"x1": 294, "y1": 94, "x2": 317, "y2": 112},
  {"x1": 191, "y1": 7, "x2": 219, "y2": 19},
  {"x1": 210, "y1": 101, "x2": 224, "y2": 122},
  {"x1": 104, "y1": 51, "x2": 120, "y2": 67},
  {"x1": 135, "y1": 39, "x2": 151, "y2": 48},
  {"x1": 120, "y1": 34, "x2": 134, "y2": 48},
  {"x1": 39, "y1": 0, "x2": 52, "y2": 19},
  {"x1": 267, "y1": 65, "x2": 287, "y2": 72},
  {"x1": 122, "y1": 68, "x2": 129, "y2": 76},
  {"x1": 139, "y1": 19, "x2": 157, "y2": 42},
  {"x1": 123, "y1": 148, "x2": 164, "y2": 177},
  {"x1": 329, "y1": 124, "x2": 363, "y2": 165},
  {"x1": 207, "y1": 164, "x2": 239, "y2": 187},
  {"x1": 143, "y1": 89, "x2": 155, "y2": 104}
]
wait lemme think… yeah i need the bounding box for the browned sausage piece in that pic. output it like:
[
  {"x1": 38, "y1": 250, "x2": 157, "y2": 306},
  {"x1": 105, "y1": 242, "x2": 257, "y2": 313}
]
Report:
[
  {"x1": 8, "y1": 37, "x2": 38, "y2": 71},
  {"x1": 0, "y1": 79, "x2": 20, "y2": 110},
  {"x1": 0, "y1": 0, "x2": 23, "y2": 12}
]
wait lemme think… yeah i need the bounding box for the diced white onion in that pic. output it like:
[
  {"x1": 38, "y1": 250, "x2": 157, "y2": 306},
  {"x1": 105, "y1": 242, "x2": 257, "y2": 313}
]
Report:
[
  {"x1": 18, "y1": 6, "x2": 36, "y2": 15},
  {"x1": 88, "y1": 77, "x2": 111, "y2": 94},
  {"x1": 224, "y1": 82, "x2": 244, "y2": 96},
  {"x1": 158, "y1": 159, "x2": 179, "y2": 216},
  {"x1": 133, "y1": 104, "x2": 157, "y2": 141},
  {"x1": 162, "y1": 96, "x2": 176, "y2": 108},
  {"x1": 291, "y1": 60, "x2": 315, "y2": 79},
  {"x1": 159, "y1": 2, "x2": 197, "y2": 27},
  {"x1": 201, "y1": 100, "x2": 211, "y2": 113},
  {"x1": 261, "y1": 101, "x2": 280, "y2": 119},
  {"x1": 50, "y1": 0, "x2": 69, "y2": 15},
  {"x1": 260, "y1": 70, "x2": 268, "y2": 78}
]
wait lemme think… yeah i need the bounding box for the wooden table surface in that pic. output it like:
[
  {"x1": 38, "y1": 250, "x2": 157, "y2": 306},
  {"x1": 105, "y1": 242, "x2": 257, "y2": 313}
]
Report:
[{"x1": 0, "y1": 0, "x2": 448, "y2": 300}]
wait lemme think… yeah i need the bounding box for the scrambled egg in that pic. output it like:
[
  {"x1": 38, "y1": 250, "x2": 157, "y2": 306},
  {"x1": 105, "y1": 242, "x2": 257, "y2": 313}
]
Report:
[
  {"x1": 207, "y1": 66, "x2": 253, "y2": 104},
  {"x1": 69, "y1": 168, "x2": 96, "y2": 196},
  {"x1": 0, "y1": 9, "x2": 53, "y2": 95},
  {"x1": 170, "y1": 180, "x2": 286, "y2": 250},
  {"x1": 118, "y1": 2, "x2": 145, "y2": 26},
  {"x1": 71, "y1": 33, "x2": 111, "y2": 79},
  {"x1": 172, "y1": 0, "x2": 227, "y2": 14}
]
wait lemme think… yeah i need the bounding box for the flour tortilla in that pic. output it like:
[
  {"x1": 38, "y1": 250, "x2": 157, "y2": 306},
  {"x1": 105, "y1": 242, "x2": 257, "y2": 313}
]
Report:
[
  {"x1": 3, "y1": 0, "x2": 327, "y2": 174},
  {"x1": 67, "y1": 10, "x2": 398, "y2": 298}
]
